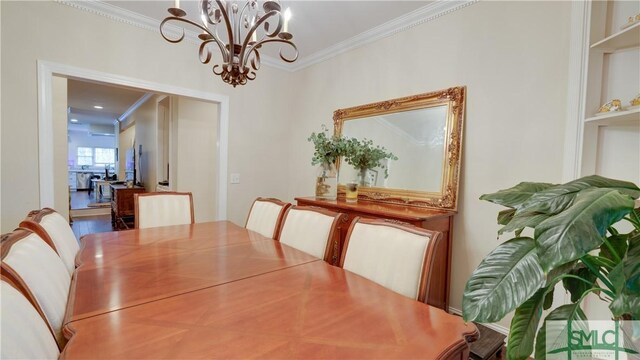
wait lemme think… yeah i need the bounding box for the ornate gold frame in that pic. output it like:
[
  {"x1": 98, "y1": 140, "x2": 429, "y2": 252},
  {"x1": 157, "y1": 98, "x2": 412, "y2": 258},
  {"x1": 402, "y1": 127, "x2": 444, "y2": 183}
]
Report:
[{"x1": 334, "y1": 86, "x2": 465, "y2": 211}]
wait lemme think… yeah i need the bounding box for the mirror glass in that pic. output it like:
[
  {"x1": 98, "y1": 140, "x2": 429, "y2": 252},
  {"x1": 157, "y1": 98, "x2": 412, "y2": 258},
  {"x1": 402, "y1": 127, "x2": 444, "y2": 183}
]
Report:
[{"x1": 334, "y1": 87, "x2": 465, "y2": 210}]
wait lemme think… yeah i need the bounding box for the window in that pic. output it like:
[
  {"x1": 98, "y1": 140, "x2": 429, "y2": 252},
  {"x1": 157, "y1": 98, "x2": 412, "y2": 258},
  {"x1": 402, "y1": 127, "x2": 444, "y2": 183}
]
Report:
[
  {"x1": 94, "y1": 148, "x2": 115, "y2": 166},
  {"x1": 77, "y1": 147, "x2": 93, "y2": 166},
  {"x1": 76, "y1": 147, "x2": 116, "y2": 167}
]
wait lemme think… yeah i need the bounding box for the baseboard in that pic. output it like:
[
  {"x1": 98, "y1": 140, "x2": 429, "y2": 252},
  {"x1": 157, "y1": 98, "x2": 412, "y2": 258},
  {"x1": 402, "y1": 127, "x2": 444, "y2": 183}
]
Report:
[
  {"x1": 71, "y1": 208, "x2": 110, "y2": 217},
  {"x1": 448, "y1": 307, "x2": 510, "y2": 339}
]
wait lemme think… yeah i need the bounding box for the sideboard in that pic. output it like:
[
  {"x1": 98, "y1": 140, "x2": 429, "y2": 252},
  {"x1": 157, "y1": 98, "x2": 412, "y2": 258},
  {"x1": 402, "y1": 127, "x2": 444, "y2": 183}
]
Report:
[
  {"x1": 110, "y1": 184, "x2": 145, "y2": 229},
  {"x1": 295, "y1": 196, "x2": 455, "y2": 311}
]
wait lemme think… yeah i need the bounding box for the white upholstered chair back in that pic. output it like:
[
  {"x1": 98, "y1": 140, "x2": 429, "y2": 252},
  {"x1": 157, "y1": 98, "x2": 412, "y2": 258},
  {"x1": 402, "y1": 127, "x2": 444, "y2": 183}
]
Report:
[
  {"x1": 277, "y1": 206, "x2": 345, "y2": 263},
  {"x1": 135, "y1": 192, "x2": 194, "y2": 229},
  {"x1": 1, "y1": 280, "x2": 60, "y2": 358},
  {"x1": 20, "y1": 208, "x2": 80, "y2": 275},
  {"x1": 340, "y1": 218, "x2": 440, "y2": 302},
  {"x1": 245, "y1": 198, "x2": 291, "y2": 239},
  {"x1": 1, "y1": 229, "x2": 72, "y2": 348}
]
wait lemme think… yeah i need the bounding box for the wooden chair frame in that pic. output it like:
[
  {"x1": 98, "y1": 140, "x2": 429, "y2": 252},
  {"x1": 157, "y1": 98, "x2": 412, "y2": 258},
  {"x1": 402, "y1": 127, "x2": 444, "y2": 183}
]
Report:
[
  {"x1": 245, "y1": 197, "x2": 291, "y2": 239},
  {"x1": 276, "y1": 205, "x2": 346, "y2": 265},
  {"x1": 0, "y1": 229, "x2": 64, "y2": 351},
  {"x1": 134, "y1": 192, "x2": 195, "y2": 229},
  {"x1": 339, "y1": 217, "x2": 442, "y2": 305}
]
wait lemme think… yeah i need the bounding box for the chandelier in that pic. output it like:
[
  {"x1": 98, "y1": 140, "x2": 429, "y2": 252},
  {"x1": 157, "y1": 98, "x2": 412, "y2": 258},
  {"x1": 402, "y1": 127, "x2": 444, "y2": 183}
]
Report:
[{"x1": 160, "y1": 0, "x2": 298, "y2": 87}]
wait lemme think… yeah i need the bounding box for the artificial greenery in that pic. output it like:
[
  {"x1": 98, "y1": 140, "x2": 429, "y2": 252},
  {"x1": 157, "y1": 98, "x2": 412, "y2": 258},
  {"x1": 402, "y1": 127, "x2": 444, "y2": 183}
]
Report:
[
  {"x1": 461, "y1": 175, "x2": 640, "y2": 360},
  {"x1": 343, "y1": 138, "x2": 398, "y2": 178},
  {"x1": 307, "y1": 125, "x2": 350, "y2": 166}
]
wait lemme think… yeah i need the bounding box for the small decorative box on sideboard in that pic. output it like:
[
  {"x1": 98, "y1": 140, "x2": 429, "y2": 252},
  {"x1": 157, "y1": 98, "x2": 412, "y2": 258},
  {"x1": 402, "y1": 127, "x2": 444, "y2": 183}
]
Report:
[
  {"x1": 295, "y1": 196, "x2": 454, "y2": 311},
  {"x1": 110, "y1": 184, "x2": 145, "y2": 229}
]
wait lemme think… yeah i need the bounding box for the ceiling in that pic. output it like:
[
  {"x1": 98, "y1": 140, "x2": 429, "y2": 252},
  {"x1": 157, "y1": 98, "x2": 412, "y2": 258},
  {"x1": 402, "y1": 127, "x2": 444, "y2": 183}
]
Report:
[
  {"x1": 67, "y1": 79, "x2": 148, "y2": 129},
  {"x1": 101, "y1": 0, "x2": 433, "y2": 67}
]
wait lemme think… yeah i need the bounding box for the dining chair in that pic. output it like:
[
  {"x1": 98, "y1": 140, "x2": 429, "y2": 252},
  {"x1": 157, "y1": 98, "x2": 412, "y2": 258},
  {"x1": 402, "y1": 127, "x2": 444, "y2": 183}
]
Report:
[
  {"x1": 245, "y1": 197, "x2": 291, "y2": 239},
  {"x1": 134, "y1": 192, "x2": 195, "y2": 229},
  {"x1": 1, "y1": 279, "x2": 61, "y2": 358},
  {"x1": 0, "y1": 228, "x2": 72, "y2": 348},
  {"x1": 339, "y1": 217, "x2": 441, "y2": 303},
  {"x1": 276, "y1": 206, "x2": 346, "y2": 264},
  {"x1": 20, "y1": 208, "x2": 80, "y2": 275}
]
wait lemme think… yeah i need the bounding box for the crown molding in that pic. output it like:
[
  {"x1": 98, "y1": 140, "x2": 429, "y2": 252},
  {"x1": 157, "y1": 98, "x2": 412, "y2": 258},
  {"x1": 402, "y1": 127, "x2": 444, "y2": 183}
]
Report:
[
  {"x1": 56, "y1": 0, "x2": 477, "y2": 73},
  {"x1": 288, "y1": 0, "x2": 478, "y2": 71}
]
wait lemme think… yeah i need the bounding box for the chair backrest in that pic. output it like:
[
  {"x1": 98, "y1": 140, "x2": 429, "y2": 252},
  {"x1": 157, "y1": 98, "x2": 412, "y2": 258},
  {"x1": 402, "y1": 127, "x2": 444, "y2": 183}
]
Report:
[
  {"x1": 1, "y1": 280, "x2": 61, "y2": 358},
  {"x1": 20, "y1": 207, "x2": 80, "y2": 275},
  {"x1": 1, "y1": 228, "x2": 72, "y2": 348},
  {"x1": 339, "y1": 217, "x2": 441, "y2": 302},
  {"x1": 245, "y1": 197, "x2": 291, "y2": 239},
  {"x1": 277, "y1": 206, "x2": 345, "y2": 263},
  {"x1": 134, "y1": 192, "x2": 194, "y2": 229}
]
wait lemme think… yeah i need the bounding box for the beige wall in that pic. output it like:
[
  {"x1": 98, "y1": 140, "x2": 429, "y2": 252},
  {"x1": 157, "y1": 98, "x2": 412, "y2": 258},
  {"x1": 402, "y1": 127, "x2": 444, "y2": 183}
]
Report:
[
  {"x1": 0, "y1": 0, "x2": 293, "y2": 231},
  {"x1": 283, "y1": 1, "x2": 571, "y2": 329},
  {"x1": 118, "y1": 125, "x2": 135, "y2": 180},
  {"x1": 131, "y1": 96, "x2": 159, "y2": 192},
  {"x1": 175, "y1": 97, "x2": 218, "y2": 222}
]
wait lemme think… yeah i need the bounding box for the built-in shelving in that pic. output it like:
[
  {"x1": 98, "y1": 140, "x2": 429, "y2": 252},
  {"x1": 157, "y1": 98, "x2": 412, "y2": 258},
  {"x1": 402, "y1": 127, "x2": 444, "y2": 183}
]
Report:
[
  {"x1": 590, "y1": 22, "x2": 640, "y2": 52},
  {"x1": 584, "y1": 108, "x2": 640, "y2": 126}
]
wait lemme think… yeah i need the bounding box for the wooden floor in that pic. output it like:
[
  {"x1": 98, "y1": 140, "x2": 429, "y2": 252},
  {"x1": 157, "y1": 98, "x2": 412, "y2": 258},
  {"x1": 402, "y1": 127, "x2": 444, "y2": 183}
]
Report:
[{"x1": 71, "y1": 215, "x2": 112, "y2": 240}]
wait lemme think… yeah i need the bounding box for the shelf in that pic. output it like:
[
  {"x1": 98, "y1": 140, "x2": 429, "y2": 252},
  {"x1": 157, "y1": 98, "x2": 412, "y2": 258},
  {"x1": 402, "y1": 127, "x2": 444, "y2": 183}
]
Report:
[
  {"x1": 585, "y1": 108, "x2": 640, "y2": 126},
  {"x1": 591, "y1": 22, "x2": 640, "y2": 52}
]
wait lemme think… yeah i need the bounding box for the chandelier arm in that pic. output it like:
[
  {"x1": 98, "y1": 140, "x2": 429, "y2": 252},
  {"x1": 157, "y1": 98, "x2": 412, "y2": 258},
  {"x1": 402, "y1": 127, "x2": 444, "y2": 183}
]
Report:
[
  {"x1": 247, "y1": 38, "x2": 299, "y2": 64},
  {"x1": 161, "y1": 15, "x2": 230, "y2": 63},
  {"x1": 238, "y1": 10, "x2": 280, "y2": 65},
  {"x1": 215, "y1": 0, "x2": 234, "y2": 57},
  {"x1": 250, "y1": 49, "x2": 261, "y2": 71},
  {"x1": 159, "y1": 17, "x2": 187, "y2": 43}
]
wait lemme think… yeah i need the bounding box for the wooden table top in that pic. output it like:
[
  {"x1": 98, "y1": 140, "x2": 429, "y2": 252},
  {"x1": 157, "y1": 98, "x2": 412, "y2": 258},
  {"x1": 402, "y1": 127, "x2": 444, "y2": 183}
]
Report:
[
  {"x1": 67, "y1": 222, "x2": 318, "y2": 322},
  {"x1": 63, "y1": 222, "x2": 476, "y2": 359}
]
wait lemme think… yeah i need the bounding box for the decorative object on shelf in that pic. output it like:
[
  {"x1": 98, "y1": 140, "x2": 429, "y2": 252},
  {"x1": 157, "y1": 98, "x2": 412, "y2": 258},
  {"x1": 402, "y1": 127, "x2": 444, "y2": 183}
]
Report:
[
  {"x1": 596, "y1": 99, "x2": 623, "y2": 115},
  {"x1": 620, "y1": 13, "x2": 640, "y2": 30},
  {"x1": 462, "y1": 175, "x2": 640, "y2": 360},
  {"x1": 343, "y1": 138, "x2": 397, "y2": 187},
  {"x1": 345, "y1": 182, "x2": 358, "y2": 203},
  {"x1": 629, "y1": 93, "x2": 640, "y2": 110},
  {"x1": 308, "y1": 126, "x2": 350, "y2": 200},
  {"x1": 160, "y1": 0, "x2": 298, "y2": 87}
]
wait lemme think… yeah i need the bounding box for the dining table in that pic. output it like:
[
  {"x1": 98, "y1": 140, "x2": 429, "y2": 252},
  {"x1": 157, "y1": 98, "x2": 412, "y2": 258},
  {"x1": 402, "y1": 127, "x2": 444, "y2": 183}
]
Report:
[{"x1": 62, "y1": 221, "x2": 477, "y2": 359}]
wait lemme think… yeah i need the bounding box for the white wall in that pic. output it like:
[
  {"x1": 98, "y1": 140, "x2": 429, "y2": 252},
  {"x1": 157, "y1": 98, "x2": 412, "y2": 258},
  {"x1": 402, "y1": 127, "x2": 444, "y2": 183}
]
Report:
[
  {"x1": 0, "y1": 0, "x2": 293, "y2": 231},
  {"x1": 283, "y1": 1, "x2": 572, "y2": 330}
]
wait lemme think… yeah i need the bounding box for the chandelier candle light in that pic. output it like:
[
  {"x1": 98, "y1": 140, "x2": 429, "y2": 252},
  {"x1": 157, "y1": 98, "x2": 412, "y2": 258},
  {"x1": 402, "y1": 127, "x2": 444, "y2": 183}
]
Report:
[{"x1": 161, "y1": 0, "x2": 298, "y2": 87}]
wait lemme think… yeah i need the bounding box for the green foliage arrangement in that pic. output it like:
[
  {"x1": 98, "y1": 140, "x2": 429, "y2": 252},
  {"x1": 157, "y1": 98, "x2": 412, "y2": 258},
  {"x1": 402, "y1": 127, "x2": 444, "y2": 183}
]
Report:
[
  {"x1": 462, "y1": 175, "x2": 640, "y2": 360},
  {"x1": 307, "y1": 125, "x2": 350, "y2": 166},
  {"x1": 343, "y1": 138, "x2": 398, "y2": 178}
]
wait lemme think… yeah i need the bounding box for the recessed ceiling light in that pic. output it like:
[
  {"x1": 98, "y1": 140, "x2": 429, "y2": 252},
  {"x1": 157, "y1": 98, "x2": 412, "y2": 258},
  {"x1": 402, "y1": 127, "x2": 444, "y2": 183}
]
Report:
[
  {"x1": 70, "y1": 118, "x2": 78, "y2": 123},
  {"x1": 94, "y1": 105, "x2": 103, "y2": 109}
]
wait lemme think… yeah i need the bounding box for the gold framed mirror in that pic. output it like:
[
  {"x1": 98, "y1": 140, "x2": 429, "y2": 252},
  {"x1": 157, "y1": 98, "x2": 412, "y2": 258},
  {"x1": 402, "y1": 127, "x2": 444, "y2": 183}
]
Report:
[{"x1": 334, "y1": 86, "x2": 465, "y2": 211}]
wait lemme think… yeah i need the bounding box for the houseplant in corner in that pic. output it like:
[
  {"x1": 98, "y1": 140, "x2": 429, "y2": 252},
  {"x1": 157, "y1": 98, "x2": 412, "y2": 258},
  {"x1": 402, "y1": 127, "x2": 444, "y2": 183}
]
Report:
[
  {"x1": 462, "y1": 175, "x2": 640, "y2": 360},
  {"x1": 308, "y1": 125, "x2": 349, "y2": 200},
  {"x1": 343, "y1": 138, "x2": 398, "y2": 187}
]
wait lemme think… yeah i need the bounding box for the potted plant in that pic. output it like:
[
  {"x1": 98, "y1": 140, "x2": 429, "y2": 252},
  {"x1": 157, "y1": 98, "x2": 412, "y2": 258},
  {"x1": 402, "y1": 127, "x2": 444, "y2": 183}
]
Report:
[
  {"x1": 343, "y1": 138, "x2": 398, "y2": 186},
  {"x1": 462, "y1": 175, "x2": 640, "y2": 360},
  {"x1": 308, "y1": 125, "x2": 349, "y2": 200}
]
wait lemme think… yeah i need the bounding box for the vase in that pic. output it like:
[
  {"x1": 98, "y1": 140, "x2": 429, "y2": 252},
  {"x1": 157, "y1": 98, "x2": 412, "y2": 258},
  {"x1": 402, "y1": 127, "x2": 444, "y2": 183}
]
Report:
[
  {"x1": 357, "y1": 168, "x2": 370, "y2": 187},
  {"x1": 315, "y1": 162, "x2": 337, "y2": 200}
]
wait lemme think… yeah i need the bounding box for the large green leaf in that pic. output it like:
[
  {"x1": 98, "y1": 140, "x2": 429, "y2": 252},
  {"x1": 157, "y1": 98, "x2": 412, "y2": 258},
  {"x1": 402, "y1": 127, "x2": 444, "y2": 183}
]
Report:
[
  {"x1": 535, "y1": 188, "x2": 635, "y2": 272},
  {"x1": 480, "y1": 182, "x2": 555, "y2": 209},
  {"x1": 506, "y1": 288, "x2": 547, "y2": 360},
  {"x1": 499, "y1": 212, "x2": 549, "y2": 235},
  {"x1": 462, "y1": 237, "x2": 545, "y2": 323},
  {"x1": 534, "y1": 303, "x2": 589, "y2": 360},
  {"x1": 518, "y1": 175, "x2": 640, "y2": 217},
  {"x1": 599, "y1": 234, "x2": 629, "y2": 265},
  {"x1": 498, "y1": 208, "x2": 516, "y2": 225},
  {"x1": 609, "y1": 231, "x2": 640, "y2": 319},
  {"x1": 562, "y1": 265, "x2": 598, "y2": 303}
]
